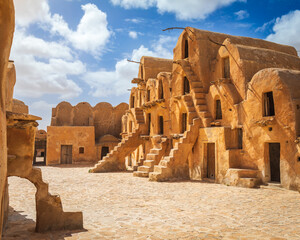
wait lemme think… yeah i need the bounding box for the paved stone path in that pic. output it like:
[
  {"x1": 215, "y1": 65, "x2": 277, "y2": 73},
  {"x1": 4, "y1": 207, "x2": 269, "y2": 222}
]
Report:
[{"x1": 2, "y1": 165, "x2": 300, "y2": 239}]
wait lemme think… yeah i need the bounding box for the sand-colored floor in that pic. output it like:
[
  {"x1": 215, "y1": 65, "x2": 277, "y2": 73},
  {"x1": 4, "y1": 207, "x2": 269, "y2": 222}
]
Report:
[{"x1": 2, "y1": 165, "x2": 300, "y2": 240}]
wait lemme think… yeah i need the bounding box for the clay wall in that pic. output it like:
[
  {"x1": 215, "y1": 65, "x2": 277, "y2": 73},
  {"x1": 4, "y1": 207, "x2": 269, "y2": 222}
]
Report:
[
  {"x1": 47, "y1": 126, "x2": 97, "y2": 165},
  {"x1": 51, "y1": 102, "x2": 128, "y2": 140},
  {"x1": 0, "y1": 0, "x2": 15, "y2": 235},
  {"x1": 240, "y1": 68, "x2": 300, "y2": 190},
  {"x1": 12, "y1": 99, "x2": 29, "y2": 114},
  {"x1": 5, "y1": 61, "x2": 16, "y2": 111}
]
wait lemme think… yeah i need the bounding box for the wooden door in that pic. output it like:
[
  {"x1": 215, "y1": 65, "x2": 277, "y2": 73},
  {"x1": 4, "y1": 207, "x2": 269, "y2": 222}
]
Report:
[
  {"x1": 207, "y1": 143, "x2": 215, "y2": 179},
  {"x1": 61, "y1": 145, "x2": 72, "y2": 164},
  {"x1": 269, "y1": 143, "x2": 280, "y2": 182}
]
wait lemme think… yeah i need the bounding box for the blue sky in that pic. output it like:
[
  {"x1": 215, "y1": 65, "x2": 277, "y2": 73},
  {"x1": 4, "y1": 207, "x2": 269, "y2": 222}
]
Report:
[{"x1": 11, "y1": 0, "x2": 300, "y2": 130}]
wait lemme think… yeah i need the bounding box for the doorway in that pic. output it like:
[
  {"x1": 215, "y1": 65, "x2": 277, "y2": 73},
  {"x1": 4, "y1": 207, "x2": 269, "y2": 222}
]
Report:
[
  {"x1": 206, "y1": 143, "x2": 216, "y2": 179},
  {"x1": 101, "y1": 146, "x2": 109, "y2": 159},
  {"x1": 61, "y1": 145, "x2": 72, "y2": 164},
  {"x1": 269, "y1": 143, "x2": 280, "y2": 182}
]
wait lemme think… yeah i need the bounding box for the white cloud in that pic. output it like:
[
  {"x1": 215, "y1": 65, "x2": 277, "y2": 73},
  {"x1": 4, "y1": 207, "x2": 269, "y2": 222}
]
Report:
[
  {"x1": 14, "y1": 0, "x2": 51, "y2": 26},
  {"x1": 129, "y1": 31, "x2": 138, "y2": 39},
  {"x1": 266, "y1": 10, "x2": 300, "y2": 52},
  {"x1": 234, "y1": 10, "x2": 249, "y2": 20},
  {"x1": 83, "y1": 36, "x2": 176, "y2": 98},
  {"x1": 125, "y1": 18, "x2": 143, "y2": 23},
  {"x1": 11, "y1": 28, "x2": 85, "y2": 99},
  {"x1": 110, "y1": 0, "x2": 246, "y2": 20},
  {"x1": 110, "y1": 0, "x2": 156, "y2": 9},
  {"x1": 50, "y1": 4, "x2": 112, "y2": 55},
  {"x1": 255, "y1": 19, "x2": 275, "y2": 32}
]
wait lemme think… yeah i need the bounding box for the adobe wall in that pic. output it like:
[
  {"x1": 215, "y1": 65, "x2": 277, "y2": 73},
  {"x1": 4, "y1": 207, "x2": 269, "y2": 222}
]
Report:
[
  {"x1": 5, "y1": 61, "x2": 16, "y2": 111},
  {"x1": 47, "y1": 126, "x2": 97, "y2": 165},
  {"x1": 12, "y1": 99, "x2": 29, "y2": 114},
  {"x1": 0, "y1": 0, "x2": 14, "y2": 236},
  {"x1": 172, "y1": 27, "x2": 299, "y2": 97},
  {"x1": 241, "y1": 68, "x2": 300, "y2": 190},
  {"x1": 51, "y1": 102, "x2": 128, "y2": 139}
]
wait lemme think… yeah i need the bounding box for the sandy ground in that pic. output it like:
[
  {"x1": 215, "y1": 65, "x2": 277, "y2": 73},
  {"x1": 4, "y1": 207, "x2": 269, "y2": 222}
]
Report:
[{"x1": 2, "y1": 165, "x2": 300, "y2": 240}]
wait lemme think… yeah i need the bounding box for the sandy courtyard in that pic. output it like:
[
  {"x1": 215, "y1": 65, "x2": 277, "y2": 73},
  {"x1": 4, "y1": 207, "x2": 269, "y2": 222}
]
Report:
[{"x1": 2, "y1": 165, "x2": 300, "y2": 240}]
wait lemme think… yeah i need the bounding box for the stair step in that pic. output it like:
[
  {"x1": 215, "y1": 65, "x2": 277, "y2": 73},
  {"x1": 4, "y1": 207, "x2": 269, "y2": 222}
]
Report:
[
  {"x1": 193, "y1": 87, "x2": 205, "y2": 93},
  {"x1": 195, "y1": 99, "x2": 206, "y2": 105},
  {"x1": 137, "y1": 166, "x2": 151, "y2": 172},
  {"x1": 146, "y1": 153, "x2": 158, "y2": 160},
  {"x1": 229, "y1": 168, "x2": 259, "y2": 178},
  {"x1": 150, "y1": 148, "x2": 161, "y2": 154},
  {"x1": 237, "y1": 178, "x2": 260, "y2": 188},
  {"x1": 194, "y1": 92, "x2": 205, "y2": 98},
  {"x1": 199, "y1": 111, "x2": 211, "y2": 118},
  {"x1": 144, "y1": 160, "x2": 155, "y2": 167},
  {"x1": 159, "y1": 160, "x2": 168, "y2": 167},
  {"x1": 190, "y1": 80, "x2": 202, "y2": 87},
  {"x1": 154, "y1": 165, "x2": 167, "y2": 174},
  {"x1": 133, "y1": 171, "x2": 149, "y2": 178},
  {"x1": 196, "y1": 104, "x2": 207, "y2": 111}
]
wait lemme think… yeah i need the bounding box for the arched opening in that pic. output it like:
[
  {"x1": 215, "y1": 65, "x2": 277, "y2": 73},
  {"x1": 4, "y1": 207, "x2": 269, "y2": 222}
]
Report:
[
  {"x1": 215, "y1": 99, "x2": 222, "y2": 120},
  {"x1": 5, "y1": 177, "x2": 37, "y2": 234},
  {"x1": 158, "y1": 79, "x2": 164, "y2": 99},
  {"x1": 184, "y1": 39, "x2": 189, "y2": 58},
  {"x1": 183, "y1": 77, "x2": 190, "y2": 95}
]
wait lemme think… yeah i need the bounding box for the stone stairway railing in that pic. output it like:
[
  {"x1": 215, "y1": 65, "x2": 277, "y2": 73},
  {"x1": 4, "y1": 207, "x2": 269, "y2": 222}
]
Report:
[
  {"x1": 89, "y1": 108, "x2": 146, "y2": 173},
  {"x1": 176, "y1": 59, "x2": 212, "y2": 127}
]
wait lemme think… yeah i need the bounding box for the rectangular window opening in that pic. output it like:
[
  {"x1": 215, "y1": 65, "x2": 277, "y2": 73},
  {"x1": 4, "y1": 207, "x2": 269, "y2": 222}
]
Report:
[
  {"x1": 263, "y1": 91, "x2": 275, "y2": 116},
  {"x1": 216, "y1": 99, "x2": 222, "y2": 120}
]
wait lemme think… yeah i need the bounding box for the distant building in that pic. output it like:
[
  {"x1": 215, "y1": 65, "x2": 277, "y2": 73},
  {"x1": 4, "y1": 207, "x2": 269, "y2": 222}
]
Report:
[{"x1": 47, "y1": 101, "x2": 128, "y2": 165}]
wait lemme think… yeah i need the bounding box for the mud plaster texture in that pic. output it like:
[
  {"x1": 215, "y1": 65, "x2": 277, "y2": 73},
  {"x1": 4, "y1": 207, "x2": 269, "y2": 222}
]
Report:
[{"x1": 3, "y1": 166, "x2": 300, "y2": 240}]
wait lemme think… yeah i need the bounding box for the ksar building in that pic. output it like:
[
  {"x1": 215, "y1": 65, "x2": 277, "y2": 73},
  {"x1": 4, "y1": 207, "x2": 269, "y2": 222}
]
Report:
[{"x1": 91, "y1": 28, "x2": 300, "y2": 191}]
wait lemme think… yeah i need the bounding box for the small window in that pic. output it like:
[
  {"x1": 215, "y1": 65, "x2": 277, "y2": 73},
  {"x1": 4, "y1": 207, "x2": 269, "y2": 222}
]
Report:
[
  {"x1": 130, "y1": 96, "x2": 135, "y2": 108},
  {"x1": 147, "y1": 113, "x2": 151, "y2": 135},
  {"x1": 223, "y1": 57, "x2": 230, "y2": 78},
  {"x1": 263, "y1": 92, "x2": 275, "y2": 116},
  {"x1": 159, "y1": 116, "x2": 164, "y2": 135},
  {"x1": 238, "y1": 128, "x2": 243, "y2": 149},
  {"x1": 147, "y1": 89, "x2": 151, "y2": 102},
  {"x1": 181, "y1": 113, "x2": 187, "y2": 133},
  {"x1": 183, "y1": 77, "x2": 190, "y2": 95},
  {"x1": 158, "y1": 80, "x2": 164, "y2": 99},
  {"x1": 184, "y1": 39, "x2": 189, "y2": 58},
  {"x1": 216, "y1": 99, "x2": 222, "y2": 120},
  {"x1": 79, "y1": 147, "x2": 84, "y2": 154}
]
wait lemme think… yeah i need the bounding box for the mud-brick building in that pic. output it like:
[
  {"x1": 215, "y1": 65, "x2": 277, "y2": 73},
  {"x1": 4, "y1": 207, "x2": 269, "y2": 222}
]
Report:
[
  {"x1": 90, "y1": 27, "x2": 300, "y2": 191},
  {"x1": 47, "y1": 101, "x2": 128, "y2": 165}
]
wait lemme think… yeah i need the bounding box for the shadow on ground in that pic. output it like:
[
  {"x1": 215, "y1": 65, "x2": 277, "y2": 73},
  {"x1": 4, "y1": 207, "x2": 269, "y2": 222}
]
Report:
[{"x1": 2, "y1": 206, "x2": 87, "y2": 240}]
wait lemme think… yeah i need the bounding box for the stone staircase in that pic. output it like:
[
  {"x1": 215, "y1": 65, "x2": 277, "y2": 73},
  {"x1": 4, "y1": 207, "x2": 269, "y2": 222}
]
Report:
[
  {"x1": 223, "y1": 168, "x2": 262, "y2": 188},
  {"x1": 90, "y1": 108, "x2": 146, "y2": 173},
  {"x1": 176, "y1": 59, "x2": 212, "y2": 127},
  {"x1": 149, "y1": 117, "x2": 200, "y2": 181},
  {"x1": 133, "y1": 138, "x2": 169, "y2": 178}
]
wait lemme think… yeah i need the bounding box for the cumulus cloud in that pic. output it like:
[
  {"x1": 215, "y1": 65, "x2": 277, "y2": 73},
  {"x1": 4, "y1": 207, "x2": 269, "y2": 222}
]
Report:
[
  {"x1": 266, "y1": 10, "x2": 300, "y2": 51},
  {"x1": 14, "y1": 0, "x2": 51, "y2": 26},
  {"x1": 234, "y1": 10, "x2": 249, "y2": 20},
  {"x1": 11, "y1": 28, "x2": 85, "y2": 99},
  {"x1": 50, "y1": 4, "x2": 112, "y2": 55},
  {"x1": 129, "y1": 31, "x2": 138, "y2": 39},
  {"x1": 83, "y1": 36, "x2": 176, "y2": 98},
  {"x1": 110, "y1": 0, "x2": 246, "y2": 20}
]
